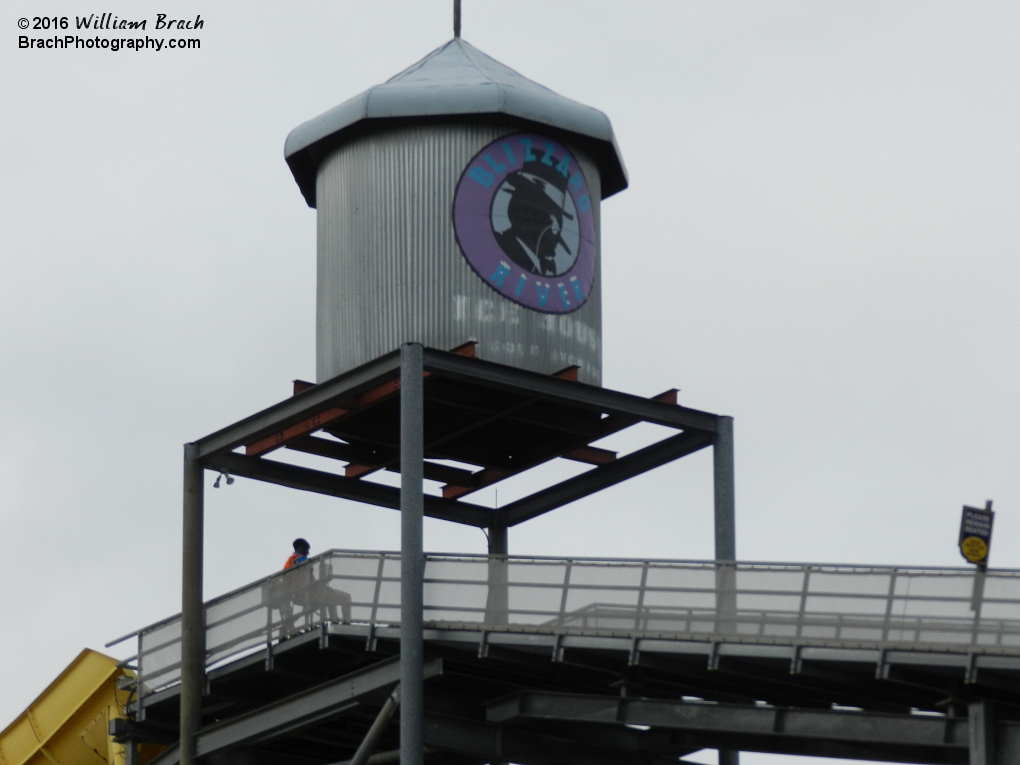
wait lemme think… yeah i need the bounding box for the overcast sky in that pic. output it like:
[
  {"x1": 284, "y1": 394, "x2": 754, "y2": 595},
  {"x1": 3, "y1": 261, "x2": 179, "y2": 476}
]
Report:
[{"x1": 2, "y1": 2, "x2": 1018, "y2": 763}]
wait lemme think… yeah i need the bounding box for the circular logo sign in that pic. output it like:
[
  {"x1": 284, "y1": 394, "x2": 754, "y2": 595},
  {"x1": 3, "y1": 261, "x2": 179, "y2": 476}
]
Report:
[
  {"x1": 960, "y1": 536, "x2": 989, "y2": 564},
  {"x1": 452, "y1": 133, "x2": 596, "y2": 313}
]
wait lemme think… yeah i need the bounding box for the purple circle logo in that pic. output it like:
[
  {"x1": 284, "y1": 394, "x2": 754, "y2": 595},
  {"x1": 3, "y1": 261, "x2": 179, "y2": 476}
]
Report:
[{"x1": 452, "y1": 133, "x2": 596, "y2": 314}]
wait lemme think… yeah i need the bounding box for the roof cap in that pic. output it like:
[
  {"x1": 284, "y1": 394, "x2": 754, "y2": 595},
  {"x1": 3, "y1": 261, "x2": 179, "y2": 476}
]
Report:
[{"x1": 284, "y1": 38, "x2": 627, "y2": 208}]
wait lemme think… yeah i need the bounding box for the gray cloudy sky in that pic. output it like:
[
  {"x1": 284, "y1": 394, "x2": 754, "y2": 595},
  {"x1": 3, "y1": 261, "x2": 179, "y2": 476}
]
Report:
[{"x1": 2, "y1": 2, "x2": 1018, "y2": 763}]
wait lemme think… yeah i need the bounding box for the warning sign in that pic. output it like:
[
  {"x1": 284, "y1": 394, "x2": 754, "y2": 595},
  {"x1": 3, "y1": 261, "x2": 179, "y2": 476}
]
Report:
[{"x1": 959, "y1": 504, "x2": 994, "y2": 567}]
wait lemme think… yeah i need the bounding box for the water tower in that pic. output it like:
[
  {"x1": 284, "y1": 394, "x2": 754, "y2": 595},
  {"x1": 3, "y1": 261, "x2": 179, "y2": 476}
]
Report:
[
  {"x1": 284, "y1": 38, "x2": 627, "y2": 386},
  {"x1": 168, "y1": 31, "x2": 739, "y2": 765}
]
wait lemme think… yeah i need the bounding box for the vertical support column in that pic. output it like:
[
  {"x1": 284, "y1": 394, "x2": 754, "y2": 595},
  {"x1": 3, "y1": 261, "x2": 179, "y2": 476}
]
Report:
[
  {"x1": 488, "y1": 525, "x2": 508, "y2": 556},
  {"x1": 123, "y1": 739, "x2": 138, "y2": 765},
  {"x1": 713, "y1": 416, "x2": 738, "y2": 627},
  {"x1": 400, "y1": 343, "x2": 425, "y2": 765},
  {"x1": 180, "y1": 443, "x2": 205, "y2": 765},
  {"x1": 486, "y1": 525, "x2": 509, "y2": 627},
  {"x1": 713, "y1": 416, "x2": 739, "y2": 765},
  {"x1": 969, "y1": 701, "x2": 995, "y2": 765},
  {"x1": 483, "y1": 526, "x2": 509, "y2": 765},
  {"x1": 713, "y1": 415, "x2": 736, "y2": 562}
]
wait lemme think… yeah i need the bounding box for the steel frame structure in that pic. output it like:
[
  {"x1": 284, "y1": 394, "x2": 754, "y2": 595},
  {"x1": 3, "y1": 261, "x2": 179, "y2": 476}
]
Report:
[
  {"x1": 190, "y1": 345, "x2": 726, "y2": 531},
  {"x1": 177, "y1": 344, "x2": 735, "y2": 765},
  {"x1": 159, "y1": 343, "x2": 1019, "y2": 765}
]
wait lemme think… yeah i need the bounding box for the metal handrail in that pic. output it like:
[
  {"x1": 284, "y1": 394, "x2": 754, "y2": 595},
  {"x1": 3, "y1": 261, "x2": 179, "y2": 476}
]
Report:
[{"x1": 126, "y1": 550, "x2": 1020, "y2": 703}]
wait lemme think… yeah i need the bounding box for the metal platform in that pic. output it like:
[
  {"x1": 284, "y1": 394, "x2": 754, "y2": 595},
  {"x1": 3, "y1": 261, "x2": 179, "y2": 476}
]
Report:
[
  {"x1": 117, "y1": 551, "x2": 1020, "y2": 765},
  {"x1": 196, "y1": 343, "x2": 721, "y2": 526}
]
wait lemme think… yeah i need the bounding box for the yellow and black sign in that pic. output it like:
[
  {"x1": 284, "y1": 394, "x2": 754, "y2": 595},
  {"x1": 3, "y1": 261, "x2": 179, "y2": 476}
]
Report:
[{"x1": 959, "y1": 503, "x2": 994, "y2": 567}]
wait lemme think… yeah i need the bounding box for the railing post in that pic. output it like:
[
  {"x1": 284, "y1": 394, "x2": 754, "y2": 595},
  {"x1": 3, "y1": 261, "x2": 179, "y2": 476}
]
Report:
[
  {"x1": 370, "y1": 553, "x2": 386, "y2": 625},
  {"x1": 970, "y1": 567, "x2": 988, "y2": 648},
  {"x1": 557, "y1": 561, "x2": 574, "y2": 628},
  {"x1": 180, "y1": 443, "x2": 205, "y2": 765},
  {"x1": 400, "y1": 343, "x2": 425, "y2": 765},
  {"x1": 635, "y1": 562, "x2": 650, "y2": 632},
  {"x1": 796, "y1": 565, "x2": 812, "y2": 639},
  {"x1": 881, "y1": 568, "x2": 898, "y2": 643}
]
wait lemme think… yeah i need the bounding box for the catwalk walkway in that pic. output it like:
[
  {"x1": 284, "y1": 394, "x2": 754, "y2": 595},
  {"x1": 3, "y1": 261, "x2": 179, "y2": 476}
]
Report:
[{"x1": 115, "y1": 550, "x2": 1020, "y2": 765}]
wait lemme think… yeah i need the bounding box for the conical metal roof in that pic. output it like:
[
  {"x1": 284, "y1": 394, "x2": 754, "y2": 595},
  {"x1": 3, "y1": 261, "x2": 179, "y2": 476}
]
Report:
[{"x1": 284, "y1": 38, "x2": 627, "y2": 207}]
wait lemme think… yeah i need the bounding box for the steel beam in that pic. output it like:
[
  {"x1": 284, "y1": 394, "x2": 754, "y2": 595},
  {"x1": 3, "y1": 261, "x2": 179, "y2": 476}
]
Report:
[
  {"x1": 208, "y1": 426, "x2": 713, "y2": 532},
  {"x1": 332, "y1": 750, "x2": 402, "y2": 765},
  {"x1": 484, "y1": 692, "x2": 1020, "y2": 765},
  {"x1": 194, "y1": 348, "x2": 715, "y2": 463},
  {"x1": 400, "y1": 343, "x2": 425, "y2": 765},
  {"x1": 179, "y1": 444, "x2": 204, "y2": 765},
  {"x1": 203, "y1": 451, "x2": 492, "y2": 527},
  {"x1": 285, "y1": 434, "x2": 389, "y2": 465},
  {"x1": 481, "y1": 716, "x2": 703, "y2": 761},
  {"x1": 149, "y1": 658, "x2": 442, "y2": 765},
  {"x1": 499, "y1": 430, "x2": 713, "y2": 526},
  {"x1": 194, "y1": 351, "x2": 402, "y2": 459},
  {"x1": 422, "y1": 348, "x2": 719, "y2": 433},
  {"x1": 422, "y1": 714, "x2": 681, "y2": 765}
]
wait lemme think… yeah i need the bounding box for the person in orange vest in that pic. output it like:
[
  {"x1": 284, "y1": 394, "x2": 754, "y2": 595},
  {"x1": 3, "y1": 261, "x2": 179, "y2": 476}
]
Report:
[
  {"x1": 284, "y1": 538, "x2": 310, "y2": 569},
  {"x1": 275, "y1": 536, "x2": 352, "y2": 629}
]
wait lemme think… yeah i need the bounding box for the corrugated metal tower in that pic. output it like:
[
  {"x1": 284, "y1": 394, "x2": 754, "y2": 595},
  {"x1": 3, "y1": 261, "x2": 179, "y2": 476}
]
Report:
[{"x1": 284, "y1": 38, "x2": 627, "y2": 385}]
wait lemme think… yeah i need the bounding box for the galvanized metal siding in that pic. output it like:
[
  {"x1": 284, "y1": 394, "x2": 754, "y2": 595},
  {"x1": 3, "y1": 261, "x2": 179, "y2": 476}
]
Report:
[{"x1": 316, "y1": 121, "x2": 603, "y2": 385}]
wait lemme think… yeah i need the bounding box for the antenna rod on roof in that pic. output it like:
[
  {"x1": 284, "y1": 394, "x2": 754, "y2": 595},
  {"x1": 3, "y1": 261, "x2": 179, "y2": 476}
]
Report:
[{"x1": 453, "y1": 0, "x2": 461, "y2": 38}]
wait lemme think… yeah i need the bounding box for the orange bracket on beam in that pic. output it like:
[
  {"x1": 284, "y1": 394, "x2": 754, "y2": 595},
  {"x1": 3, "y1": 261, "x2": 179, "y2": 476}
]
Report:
[
  {"x1": 345, "y1": 463, "x2": 382, "y2": 479},
  {"x1": 248, "y1": 342, "x2": 479, "y2": 459},
  {"x1": 450, "y1": 341, "x2": 477, "y2": 357},
  {"x1": 652, "y1": 389, "x2": 679, "y2": 405},
  {"x1": 442, "y1": 468, "x2": 508, "y2": 500},
  {"x1": 246, "y1": 407, "x2": 349, "y2": 457},
  {"x1": 250, "y1": 375, "x2": 406, "y2": 458},
  {"x1": 356, "y1": 378, "x2": 402, "y2": 408},
  {"x1": 563, "y1": 446, "x2": 617, "y2": 465}
]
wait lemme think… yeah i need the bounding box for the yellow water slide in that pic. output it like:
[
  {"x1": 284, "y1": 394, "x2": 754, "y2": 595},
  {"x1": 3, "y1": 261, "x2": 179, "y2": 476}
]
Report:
[{"x1": 0, "y1": 649, "x2": 160, "y2": 765}]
